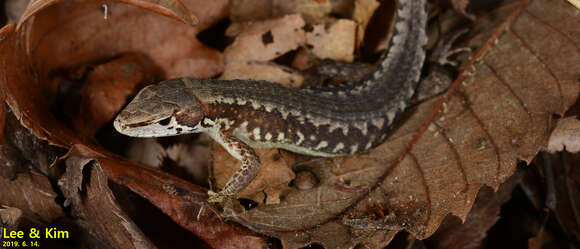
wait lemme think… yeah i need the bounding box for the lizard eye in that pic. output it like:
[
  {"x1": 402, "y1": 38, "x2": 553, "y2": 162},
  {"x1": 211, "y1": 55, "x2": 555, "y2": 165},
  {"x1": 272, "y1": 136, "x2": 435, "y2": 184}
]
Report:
[{"x1": 159, "y1": 117, "x2": 171, "y2": 126}]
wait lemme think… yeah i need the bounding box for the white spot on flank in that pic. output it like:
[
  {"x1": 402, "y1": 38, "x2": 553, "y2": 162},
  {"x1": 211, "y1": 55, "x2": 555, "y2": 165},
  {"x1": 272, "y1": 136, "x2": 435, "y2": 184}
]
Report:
[
  {"x1": 387, "y1": 111, "x2": 396, "y2": 124},
  {"x1": 350, "y1": 144, "x2": 359, "y2": 154},
  {"x1": 399, "y1": 100, "x2": 407, "y2": 111},
  {"x1": 373, "y1": 70, "x2": 383, "y2": 80},
  {"x1": 332, "y1": 142, "x2": 344, "y2": 153},
  {"x1": 236, "y1": 98, "x2": 247, "y2": 105},
  {"x1": 264, "y1": 133, "x2": 272, "y2": 141},
  {"x1": 328, "y1": 123, "x2": 348, "y2": 136},
  {"x1": 407, "y1": 87, "x2": 415, "y2": 98},
  {"x1": 365, "y1": 141, "x2": 373, "y2": 150},
  {"x1": 296, "y1": 131, "x2": 305, "y2": 145},
  {"x1": 371, "y1": 118, "x2": 384, "y2": 129},
  {"x1": 265, "y1": 105, "x2": 274, "y2": 112},
  {"x1": 279, "y1": 109, "x2": 290, "y2": 120},
  {"x1": 380, "y1": 134, "x2": 386, "y2": 141},
  {"x1": 219, "y1": 96, "x2": 235, "y2": 104},
  {"x1": 277, "y1": 133, "x2": 285, "y2": 141},
  {"x1": 351, "y1": 85, "x2": 364, "y2": 95},
  {"x1": 291, "y1": 110, "x2": 306, "y2": 124},
  {"x1": 353, "y1": 122, "x2": 368, "y2": 136},
  {"x1": 251, "y1": 101, "x2": 261, "y2": 110},
  {"x1": 321, "y1": 92, "x2": 334, "y2": 97},
  {"x1": 314, "y1": 141, "x2": 328, "y2": 150},
  {"x1": 310, "y1": 135, "x2": 316, "y2": 141},
  {"x1": 253, "y1": 128, "x2": 261, "y2": 140}
]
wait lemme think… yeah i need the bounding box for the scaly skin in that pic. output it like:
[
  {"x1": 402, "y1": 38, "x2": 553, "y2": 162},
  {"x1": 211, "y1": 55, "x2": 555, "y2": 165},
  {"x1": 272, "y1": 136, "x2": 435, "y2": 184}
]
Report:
[{"x1": 114, "y1": 0, "x2": 427, "y2": 202}]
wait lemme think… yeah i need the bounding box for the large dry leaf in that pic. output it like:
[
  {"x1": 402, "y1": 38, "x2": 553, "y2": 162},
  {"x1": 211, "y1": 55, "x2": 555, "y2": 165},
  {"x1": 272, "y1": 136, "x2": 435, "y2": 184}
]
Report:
[
  {"x1": 306, "y1": 19, "x2": 357, "y2": 62},
  {"x1": 60, "y1": 155, "x2": 156, "y2": 249},
  {"x1": 2, "y1": 0, "x2": 226, "y2": 145},
  {"x1": 222, "y1": 1, "x2": 579, "y2": 248},
  {"x1": 224, "y1": 14, "x2": 306, "y2": 64},
  {"x1": 230, "y1": 0, "x2": 332, "y2": 23},
  {"x1": 427, "y1": 168, "x2": 524, "y2": 249},
  {"x1": 19, "y1": 0, "x2": 199, "y2": 29},
  {"x1": 0, "y1": 171, "x2": 63, "y2": 224}
]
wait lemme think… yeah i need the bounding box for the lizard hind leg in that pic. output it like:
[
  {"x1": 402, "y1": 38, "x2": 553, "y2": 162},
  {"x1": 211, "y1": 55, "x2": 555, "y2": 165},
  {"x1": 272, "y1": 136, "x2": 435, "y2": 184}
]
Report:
[{"x1": 208, "y1": 131, "x2": 262, "y2": 203}]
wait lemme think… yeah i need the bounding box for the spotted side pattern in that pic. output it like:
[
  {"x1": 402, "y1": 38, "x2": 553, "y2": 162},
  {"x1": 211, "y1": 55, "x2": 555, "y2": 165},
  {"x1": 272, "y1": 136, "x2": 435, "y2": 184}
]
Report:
[{"x1": 179, "y1": 0, "x2": 427, "y2": 157}]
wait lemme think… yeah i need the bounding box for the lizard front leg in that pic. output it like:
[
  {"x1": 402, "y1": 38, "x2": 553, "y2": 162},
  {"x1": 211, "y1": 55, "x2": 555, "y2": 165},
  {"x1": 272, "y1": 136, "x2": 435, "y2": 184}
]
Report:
[{"x1": 208, "y1": 129, "x2": 261, "y2": 203}]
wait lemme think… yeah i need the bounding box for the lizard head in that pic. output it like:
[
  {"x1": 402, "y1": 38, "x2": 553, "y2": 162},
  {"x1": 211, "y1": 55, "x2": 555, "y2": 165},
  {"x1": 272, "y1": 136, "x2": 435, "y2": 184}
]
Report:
[{"x1": 113, "y1": 78, "x2": 205, "y2": 137}]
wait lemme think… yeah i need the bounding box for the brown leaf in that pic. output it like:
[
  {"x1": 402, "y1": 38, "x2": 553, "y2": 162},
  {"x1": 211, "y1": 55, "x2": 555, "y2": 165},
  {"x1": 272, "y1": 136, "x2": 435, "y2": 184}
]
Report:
[
  {"x1": 1, "y1": 0, "x2": 225, "y2": 146},
  {"x1": 224, "y1": 14, "x2": 306, "y2": 64},
  {"x1": 353, "y1": 0, "x2": 380, "y2": 47},
  {"x1": 60, "y1": 155, "x2": 157, "y2": 249},
  {"x1": 427, "y1": 168, "x2": 524, "y2": 249},
  {"x1": 0, "y1": 206, "x2": 23, "y2": 231},
  {"x1": 230, "y1": 0, "x2": 274, "y2": 22},
  {"x1": 523, "y1": 152, "x2": 580, "y2": 241},
  {"x1": 84, "y1": 146, "x2": 271, "y2": 249},
  {"x1": 221, "y1": 62, "x2": 305, "y2": 87},
  {"x1": 21, "y1": 0, "x2": 223, "y2": 95},
  {"x1": 72, "y1": 54, "x2": 163, "y2": 137},
  {"x1": 4, "y1": 0, "x2": 29, "y2": 24},
  {"x1": 165, "y1": 133, "x2": 212, "y2": 184},
  {"x1": 230, "y1": 0, "x2": 332, "y2": 23},
  {"x1": 305, "y1": 19, "x2": 356, "y2": 62},
  {"x1": 0, "y1": 171, "x2": 63, "y2": 224},
  {"x1": 547, "y1": 117, "x2": 580, "y2": 153},
  {"x1": 449, "y1": 0, "x2": 475, "y2": 19},
  {"x1": 19, "y1": 0, "x2": 199, "y2": 29},
  {"x1": 126, "y1": 138, "x2": 167, "y2": 167},
  {"x1": 225, "y1": 1, "x2": 580, "y2": 248}
]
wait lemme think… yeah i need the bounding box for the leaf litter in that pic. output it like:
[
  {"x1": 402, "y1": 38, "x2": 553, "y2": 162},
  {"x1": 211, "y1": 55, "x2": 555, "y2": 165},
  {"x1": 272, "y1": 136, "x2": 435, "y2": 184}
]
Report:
[{"x1": 0, "y1": 0, "x2": 579, "y2": 248}]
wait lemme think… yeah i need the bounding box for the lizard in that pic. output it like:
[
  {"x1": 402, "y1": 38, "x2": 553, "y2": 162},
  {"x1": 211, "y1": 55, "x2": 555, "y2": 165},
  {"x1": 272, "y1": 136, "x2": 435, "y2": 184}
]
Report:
[{"x1": 113, "y1": 0, "x2": 427, "y2": 203}]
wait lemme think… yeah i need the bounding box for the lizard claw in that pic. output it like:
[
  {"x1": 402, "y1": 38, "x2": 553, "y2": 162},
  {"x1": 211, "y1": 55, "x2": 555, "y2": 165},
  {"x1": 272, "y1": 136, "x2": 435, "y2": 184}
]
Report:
[{"x1": 430, "y1": 29, "x2": 471, "y2": 67}]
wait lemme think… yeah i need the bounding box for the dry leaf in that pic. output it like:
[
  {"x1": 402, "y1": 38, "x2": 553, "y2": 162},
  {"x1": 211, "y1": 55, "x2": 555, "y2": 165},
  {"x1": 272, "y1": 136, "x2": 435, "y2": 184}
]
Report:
[
  {"x1": 0, "y1": 206, "x2": 23, "y2": 231},
  {"x1": 221, "y1": 62, "x2": 305, "y2": 87},
  {"x1": 165, "y1": 133, "x2": 212, "y2": 184},
  {"x1": 353, "y1": 0, "x2": 380, "y2": 47},
  {"x1": 4, "y1": 0, "x2": 29, "y2": 23},
  {"x1": 305, "y1": 19, "x2": 356, "y2": 62},
  {"x1": 20, "y1": 0, "x2": 199, "y2": 29},
  {"x1": 126, "y1": 138, "x2": 167, "y2": 167},
  {"x1": 292, "y1": 0, "x2": 333, "y2": 23},
  {"x1": 230, "y1": 0, "x2": 273, "y2": 22},
  {"x1": 60, "y1": 155, "x2": 157, "y2": 249},
  {"x1": 0, "y1": 171, "x2": 63, "y2": 224},
  {"x1": 72, "y1": 53, "x2": 162, "y2": 137},
  {"x1": 523, "y1": 152, "x2": 580, "y2": 241},
  {"x1": 547, "y1": 117, "x2": 580, "y2": 153},
  {"x1": 427, "y1": 168, "x2": 524, "y2": 249},
  {"x1": 224, "y1": 14, "x2": 306, "y2": 64},
  {"x1": 231, "y1": 0, "x2": 332, "y2": 23},
  {"x1": 331, "y1": 0, "x2": 356, "y2": 18}
]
